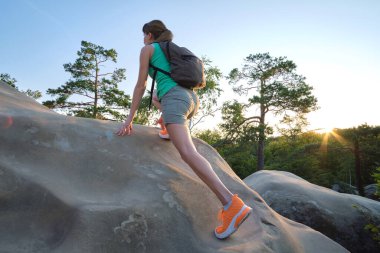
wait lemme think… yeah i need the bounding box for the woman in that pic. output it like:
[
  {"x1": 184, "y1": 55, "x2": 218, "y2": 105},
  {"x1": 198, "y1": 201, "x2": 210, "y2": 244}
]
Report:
[{"x1": 116, "y1": 20, "x2": 251, "y2": 239}]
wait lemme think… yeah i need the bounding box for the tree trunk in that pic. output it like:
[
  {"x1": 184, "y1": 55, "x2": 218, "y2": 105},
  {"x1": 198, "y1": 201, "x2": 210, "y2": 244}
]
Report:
[
  {"x1": 354, "y1": 139, "x2": 364, "y2": 196},
  {"x1": 257, "y1": 104, "x2": 265, "y2": 170},
  {"x1": 256, "y1": 79, "x2": 266, "y2": 171},
  {"x1": 93, "y1": 60, "x2": 99, "y2": 118},
  {"x1": 257, "y1": 135, "x2": 265, "y2": 170}
]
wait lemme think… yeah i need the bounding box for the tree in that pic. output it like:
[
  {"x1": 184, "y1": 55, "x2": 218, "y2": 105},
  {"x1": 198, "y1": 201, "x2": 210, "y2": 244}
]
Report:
[
  {"x1": 23, "y1": 89, "x2": 42, "y2": 100},
  {"x1": 228, "y1": 53, "x2": 318, "y2": 170},
  {"x1": 43, "y1": 41, "x2": 130, "y2": 120},
  {"x1": 334, "y1": 124, "x2": 380, "y2": 196},
  {"x1": 264, "y1": 131, "x2": 342, "y2": 187},
  {"x1": 276, "y1": 113, "x2": 308, "y2": 141},
  {"x1": 195, "y1": 129, "x2": 223, "y2": 146},
  {"x1": 373, "y1": 167, "x2": 380, "y2": 198},
  {"x1": 1, "y1": 73, "x2": 42, "y2": 100},
  {"x1": 190, "y1": 57, "x2": 223, "y2": 130},
  {"x1": 0, "y1": 73, "x2": 17, "y2": 88},
  {"x1": 195, "y1": 128, "x2": 256, "y2": 179}
]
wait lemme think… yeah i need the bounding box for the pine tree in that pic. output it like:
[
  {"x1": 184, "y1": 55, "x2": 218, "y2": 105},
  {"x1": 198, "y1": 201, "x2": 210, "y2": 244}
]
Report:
[{"x1": 43, "y1": 41, "x2": 130, "y2": 120}]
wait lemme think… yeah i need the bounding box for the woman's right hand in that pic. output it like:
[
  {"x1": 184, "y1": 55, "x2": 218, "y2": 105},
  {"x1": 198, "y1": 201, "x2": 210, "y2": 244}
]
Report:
[{"x1": 116, "y1": 117, "x2": 133, "y2": 136}]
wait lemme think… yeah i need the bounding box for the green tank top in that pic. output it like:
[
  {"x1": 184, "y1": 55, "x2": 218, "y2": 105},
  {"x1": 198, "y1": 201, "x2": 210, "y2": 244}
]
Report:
[{"x1": 149, "y1": 43, "x2": 177, "y2": 100}]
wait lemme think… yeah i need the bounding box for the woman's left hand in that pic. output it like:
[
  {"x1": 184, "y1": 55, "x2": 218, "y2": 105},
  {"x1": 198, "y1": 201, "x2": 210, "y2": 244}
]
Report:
[{"x1": 116, "y1": 118, "x2": 133, "y2": 136}]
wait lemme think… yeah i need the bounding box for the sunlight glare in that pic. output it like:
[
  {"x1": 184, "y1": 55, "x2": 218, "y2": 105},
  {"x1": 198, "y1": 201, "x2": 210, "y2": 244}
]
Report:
[
  {"x1": 323, "y1": 127, "x2": 335, "y2": 134},
  {"x1": 319, "y1": 126, "x2": 335, "y2": 152}
]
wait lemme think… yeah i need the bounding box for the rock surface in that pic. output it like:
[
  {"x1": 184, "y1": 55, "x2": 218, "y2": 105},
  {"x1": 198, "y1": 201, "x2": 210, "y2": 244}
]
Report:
[
  {"x1": 244, "y1": 170, "x2": 380, "y2": 253},
  {"x1": 0, "y1": 82, "x2": 348, "y2": 253},
  {"x1": 364, "y1": 184, "x2": 379, "y2": 201}
]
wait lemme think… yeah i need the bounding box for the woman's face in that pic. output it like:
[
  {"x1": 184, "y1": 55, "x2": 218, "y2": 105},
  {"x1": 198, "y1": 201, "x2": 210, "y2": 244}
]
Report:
[{"x1": 143, "y1": 32, "x2": 153, "y2": 45}]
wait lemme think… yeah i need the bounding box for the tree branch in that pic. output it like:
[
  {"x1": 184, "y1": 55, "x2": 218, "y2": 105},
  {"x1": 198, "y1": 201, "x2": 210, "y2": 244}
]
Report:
[
  {"x1": 98, "y1": 72, "x2": 113, "y2": 77},
  {"x1": 54, "y1": 102, "x2": 93, "y2": 109},
  {"x1": 190, "y1": 107, "x2": 221, "y2": 129},
  {"x1": 233, "y1": 115, "x2": 261, "y2": 130}
]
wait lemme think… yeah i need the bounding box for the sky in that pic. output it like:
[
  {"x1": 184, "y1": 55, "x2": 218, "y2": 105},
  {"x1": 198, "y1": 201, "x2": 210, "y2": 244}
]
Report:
[{"x1": 1, "y1": 0, "x2": 379, "y2": 132}]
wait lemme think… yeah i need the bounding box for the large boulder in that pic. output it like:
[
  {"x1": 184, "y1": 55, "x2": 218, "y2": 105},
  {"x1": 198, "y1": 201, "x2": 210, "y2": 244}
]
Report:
[
  {"x1": 364, "y1": 184, "x2": 379, "y2": 201},
  {"x1": 244, "y1": 170, "x2": 380, "y2": 253},
  {"x1": 0, "y1": 82, "x2": 348, "y2": 253}
]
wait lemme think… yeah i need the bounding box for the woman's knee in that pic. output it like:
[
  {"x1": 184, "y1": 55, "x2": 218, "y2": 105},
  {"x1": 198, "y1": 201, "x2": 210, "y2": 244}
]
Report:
[
  {"x1": 179, "y1": 148, "x2": 198, "y2": 163},
  {"x1": 165, "y1": 123, "x2": 198, "y2": 163}
]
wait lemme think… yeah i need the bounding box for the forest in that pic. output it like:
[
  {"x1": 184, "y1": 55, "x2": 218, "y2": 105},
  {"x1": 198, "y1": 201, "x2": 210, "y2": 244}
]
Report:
[{"x1": 196, "y1": 124, "x2": 380, "y2": 197}]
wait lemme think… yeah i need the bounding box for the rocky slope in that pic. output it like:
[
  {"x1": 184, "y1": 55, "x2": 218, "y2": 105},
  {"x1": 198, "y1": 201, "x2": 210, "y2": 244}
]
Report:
[
  {"x1": 0, "y1": 82, "x2": 348, "y2": 253},
  {"x1": 244, "y1": 170, "x2": 380, "y2": 253}
]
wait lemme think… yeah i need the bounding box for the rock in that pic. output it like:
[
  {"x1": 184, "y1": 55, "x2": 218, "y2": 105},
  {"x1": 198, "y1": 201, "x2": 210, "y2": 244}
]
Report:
[
  {"x1": 364, "y1": 184, "x2": 379, "y2": 200},
  {"x1": 331, "y1": 182, "x2": 358, "y2": 195},
  {"x1": 244, "y1": 170, "x2": 380, "y2": 253},
  {"x1": 0, "y1": 82, "x2": 348, "y2": 253}
]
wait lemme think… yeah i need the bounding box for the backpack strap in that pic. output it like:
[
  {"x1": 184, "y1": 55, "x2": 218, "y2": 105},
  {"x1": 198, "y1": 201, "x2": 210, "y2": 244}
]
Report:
[
  {"x1": 165, "y1": 41, "x2": 171, "y2": 61},
  {"x1": 149, "y1": 64, "x2": 171, "y2": 76},
  {"x1": 148, "y1": 64, "x2": 172, "y2": 110}
]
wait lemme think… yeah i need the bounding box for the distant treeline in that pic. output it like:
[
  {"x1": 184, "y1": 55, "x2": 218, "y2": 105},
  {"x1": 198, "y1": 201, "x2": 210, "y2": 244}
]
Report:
[{"x1": 196, "y1": 124, "x2": 380, "y2": 197}]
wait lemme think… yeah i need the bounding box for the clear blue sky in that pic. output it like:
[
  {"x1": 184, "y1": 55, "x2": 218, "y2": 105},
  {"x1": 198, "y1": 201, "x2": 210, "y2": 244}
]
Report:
[{"x1": 1, "y1": 0, "x2": 379, "y2": 131}]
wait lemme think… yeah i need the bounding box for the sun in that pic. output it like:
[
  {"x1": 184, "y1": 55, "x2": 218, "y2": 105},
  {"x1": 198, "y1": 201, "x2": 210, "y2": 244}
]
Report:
[
  {"x1": 319, "y1": 126, "x2": 336, "y2": 151},
  {"x1": 323, "y1": 127, "x2": 335, "y2": 134}
]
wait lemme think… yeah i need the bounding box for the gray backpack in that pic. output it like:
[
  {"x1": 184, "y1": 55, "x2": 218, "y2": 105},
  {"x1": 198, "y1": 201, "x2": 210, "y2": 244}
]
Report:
[{"x1": 149, "y1": 41, "x2": 205, "y2": 109}]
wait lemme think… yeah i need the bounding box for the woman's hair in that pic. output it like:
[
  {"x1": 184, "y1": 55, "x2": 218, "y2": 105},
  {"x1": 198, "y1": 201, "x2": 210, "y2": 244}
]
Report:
[{"x1": 142, "y1": 20, "x2": 173, "y2": 42}]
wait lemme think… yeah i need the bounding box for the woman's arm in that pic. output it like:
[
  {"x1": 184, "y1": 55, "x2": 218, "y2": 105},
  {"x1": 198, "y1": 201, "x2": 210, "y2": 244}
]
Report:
[{"x1": 116, "y1": 45, "x2": 153, "y2": 136}]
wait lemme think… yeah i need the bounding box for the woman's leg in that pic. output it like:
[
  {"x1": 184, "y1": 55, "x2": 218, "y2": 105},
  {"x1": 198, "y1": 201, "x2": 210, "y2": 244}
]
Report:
[
  {"x1": 166, "y1": 123, "x2": 233, "y2": 205},
  {"x1": 162, "y1": 88, "x2": 251, "y2": 239}
]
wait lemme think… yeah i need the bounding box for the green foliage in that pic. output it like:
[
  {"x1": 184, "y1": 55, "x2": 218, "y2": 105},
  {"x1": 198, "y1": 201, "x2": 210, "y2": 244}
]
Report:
[
  {"x1": 23, "y1": 89, "x2": 42, "y2": 100},
  {"x1": 197, "y1": 122, "x2": 380, "y2": 193},
  {"x1": 365, "y1": 224, "x2": 380, "y2": 243},
  {"x1": 1, "y1": 73, "x2": 42, "y2": 100},
  {"x1": 332, "y1": 124, "x2": 380, "y2": 195},
  {"x1": 195, "y1": 128, "x2": 257, "y2": 178},
  {"x1": 229, "y1": 53, "x2": 318, "y2": 114},
  {"x1": 43, "y1": 41, "x2": 130, "y2": 120},
  {"x1": 194, "y1": 129, "x2": 223, "y2": 145},
  {"x1": 263, "y1": 125, "x2": 380, "y2": 189},
  {"x1": 353, "y1": 204, "x2": 380, "y2": 245},
  {"x1": 276, "y1": 113, "x2": 308, "y2": 140},
  {"x1": 0, "y1": 73, "x2": 17, "y2": 88},
  {"x1": 373, "y1": 167, "x2": 380, "y2": 197},
  {"x1": 191, "y1": 57, "x2": 223, "y2": 130},
  {"x1": 219, "y1": 100, "x2": 274, "y2": 143},
  {"x1": 219, "y1": 142, "x2": 257, "y2": 179},
  {"x1": 226, "y1": 52, "x2": 318, "y2": 170},
  {"x1": 265, "y1": 132, "x2": 331, "y2": 185},
  {"x1": 134, "y1": 93, "x2": 160, "y2": 126}
]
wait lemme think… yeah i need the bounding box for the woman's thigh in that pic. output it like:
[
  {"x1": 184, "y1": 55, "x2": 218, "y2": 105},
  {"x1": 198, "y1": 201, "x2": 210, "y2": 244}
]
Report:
[
  {"x1": 166, "y1": 123, "x2": 197, "y2": 156},
  {"x1": 161, "y1": 86, "x2": 198, "y2": 125}
]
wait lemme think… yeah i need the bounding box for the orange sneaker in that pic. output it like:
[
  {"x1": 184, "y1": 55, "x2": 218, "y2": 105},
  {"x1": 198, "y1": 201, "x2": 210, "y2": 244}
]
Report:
[
  {"x1": 156, "y1": 116, "x2": 170, "y2": 140},
  {"x1": 159, "y1": 128, "x2": 170, "y2": 140},
  {"x1": 214, "y1": 194, "x2": 252, "y2": 239}
]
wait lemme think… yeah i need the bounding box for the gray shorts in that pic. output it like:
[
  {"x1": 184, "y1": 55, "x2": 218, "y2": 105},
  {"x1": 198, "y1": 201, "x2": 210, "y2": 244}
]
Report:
[{"x1": 160, "y1": 85, "x2": 199, "y2": 125}]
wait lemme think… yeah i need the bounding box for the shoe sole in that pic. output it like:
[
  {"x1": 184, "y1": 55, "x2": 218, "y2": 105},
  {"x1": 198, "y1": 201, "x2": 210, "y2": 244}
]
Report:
[
  {"x1": 214, "y1": 205, "x2": 252, "y2": 239},
  {"x1": 158, "y1": 132, "x2": 170, "y2": 140}
]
